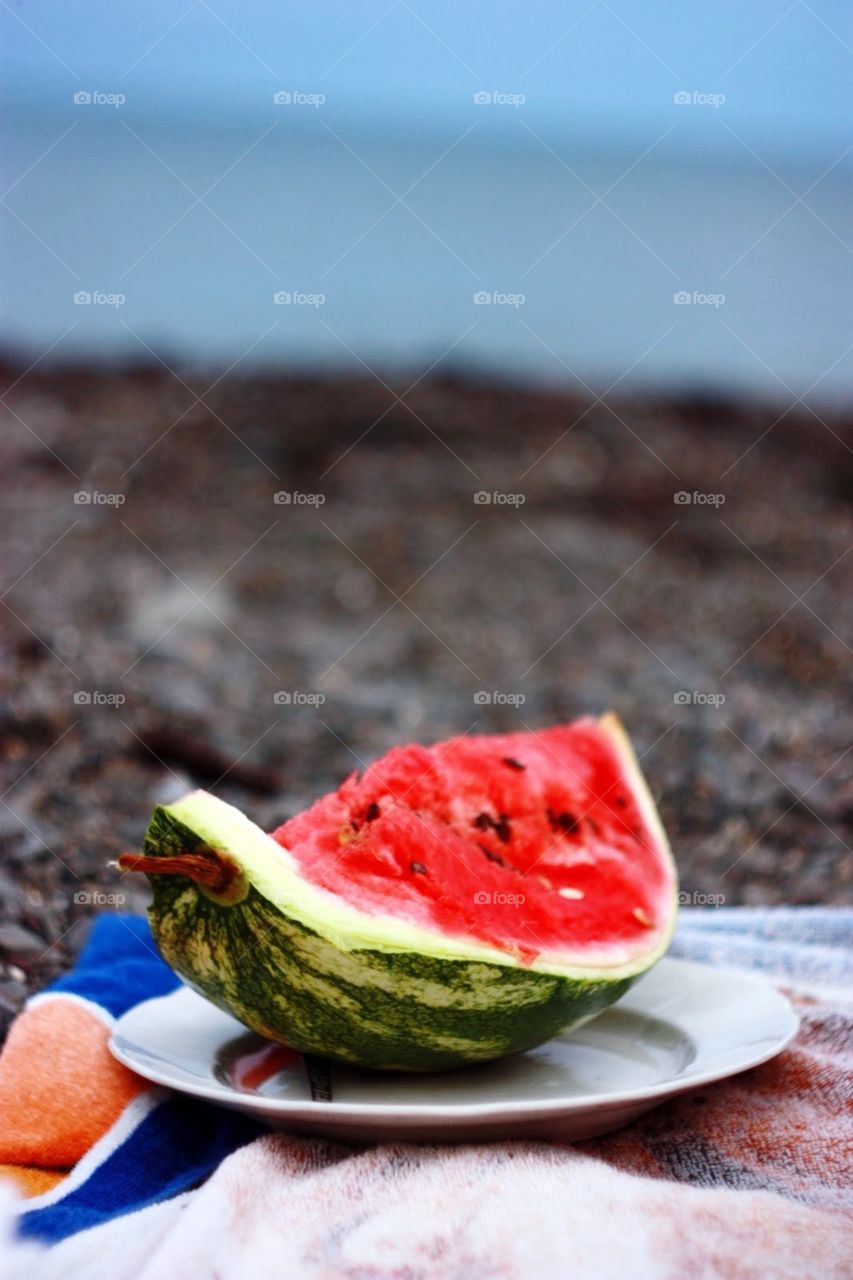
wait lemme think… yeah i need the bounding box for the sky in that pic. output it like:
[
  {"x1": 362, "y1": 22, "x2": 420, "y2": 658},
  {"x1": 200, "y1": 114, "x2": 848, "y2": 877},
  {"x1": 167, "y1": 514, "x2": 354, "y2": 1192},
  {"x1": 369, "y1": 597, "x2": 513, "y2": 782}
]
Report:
[{"x1": 4, "y1": 0, "x2": 853, "y2": 160}]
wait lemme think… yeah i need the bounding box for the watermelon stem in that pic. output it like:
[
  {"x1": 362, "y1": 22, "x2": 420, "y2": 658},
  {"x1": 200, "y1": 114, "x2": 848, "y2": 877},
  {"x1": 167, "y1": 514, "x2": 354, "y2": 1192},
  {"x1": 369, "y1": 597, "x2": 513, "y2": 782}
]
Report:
[{"x1": 117, "y1": 848, "x2": 239, "y2": 893}]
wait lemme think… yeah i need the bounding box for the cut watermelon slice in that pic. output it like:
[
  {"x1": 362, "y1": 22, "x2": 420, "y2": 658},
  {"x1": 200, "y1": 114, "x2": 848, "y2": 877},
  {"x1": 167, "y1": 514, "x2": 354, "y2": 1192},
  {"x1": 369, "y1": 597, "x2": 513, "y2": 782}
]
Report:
[
  {"x1": 273, "y1": 713, "x2": 673, "y2": 970},
  {"x1": 119, "y1": 715, "x2": 677, "y2": 1071}
]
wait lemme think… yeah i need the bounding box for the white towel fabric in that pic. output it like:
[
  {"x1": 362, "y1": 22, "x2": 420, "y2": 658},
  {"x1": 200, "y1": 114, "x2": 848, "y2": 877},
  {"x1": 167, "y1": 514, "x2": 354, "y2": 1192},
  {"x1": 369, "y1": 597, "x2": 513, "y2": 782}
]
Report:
[{"x1": 2, "y1": 907, "x2": 851, "y2": 1280}]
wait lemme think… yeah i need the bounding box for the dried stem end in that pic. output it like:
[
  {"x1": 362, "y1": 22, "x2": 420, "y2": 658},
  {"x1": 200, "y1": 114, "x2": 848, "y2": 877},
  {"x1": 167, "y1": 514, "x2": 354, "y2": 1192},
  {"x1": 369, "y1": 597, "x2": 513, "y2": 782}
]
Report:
[{"x1": 117, "y1": 846, "x2": 246, "y2": 903}]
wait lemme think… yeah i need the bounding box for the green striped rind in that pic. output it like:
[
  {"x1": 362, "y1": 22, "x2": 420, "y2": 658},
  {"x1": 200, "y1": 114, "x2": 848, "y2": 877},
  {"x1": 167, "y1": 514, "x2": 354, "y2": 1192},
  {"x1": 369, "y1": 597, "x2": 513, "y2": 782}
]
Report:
[{"x1": 141, "y1": 802, "x2": 638, "y2": 1071}]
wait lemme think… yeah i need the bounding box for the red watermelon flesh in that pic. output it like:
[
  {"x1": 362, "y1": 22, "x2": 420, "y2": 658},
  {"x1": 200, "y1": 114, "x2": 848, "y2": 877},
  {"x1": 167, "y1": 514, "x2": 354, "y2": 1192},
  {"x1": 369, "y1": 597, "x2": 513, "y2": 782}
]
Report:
[{"x1": 273, "y1": 715, "x2": 675, "y2": 968}]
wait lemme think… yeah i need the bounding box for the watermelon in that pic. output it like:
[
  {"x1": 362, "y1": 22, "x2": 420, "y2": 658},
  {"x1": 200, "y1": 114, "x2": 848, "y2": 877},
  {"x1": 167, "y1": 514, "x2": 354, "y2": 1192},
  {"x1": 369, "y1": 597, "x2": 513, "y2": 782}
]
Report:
[{"x1": 119, "y1": 714, "x2": 677, "y2": 1071}]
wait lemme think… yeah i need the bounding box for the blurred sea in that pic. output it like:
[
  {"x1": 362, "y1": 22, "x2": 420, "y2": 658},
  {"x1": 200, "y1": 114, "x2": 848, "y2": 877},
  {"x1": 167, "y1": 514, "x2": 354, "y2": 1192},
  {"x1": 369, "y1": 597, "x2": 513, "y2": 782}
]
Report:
[{"x1": 4, "y1": 110, "x2": 853, "y2": 401}]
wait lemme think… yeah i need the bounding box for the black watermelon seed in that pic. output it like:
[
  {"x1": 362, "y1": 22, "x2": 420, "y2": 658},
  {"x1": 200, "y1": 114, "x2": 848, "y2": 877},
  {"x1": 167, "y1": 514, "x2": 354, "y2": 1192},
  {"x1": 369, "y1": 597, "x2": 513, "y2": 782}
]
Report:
[
  {"x1": 494, "y1": 814, "x2": 512, "y2": 844},
  {"x1": 480, "y1": 846, "x2": 506, "y2": 867},
  {"x1": 502, "y1": 757, "x2": 526, "y2": 771},
  {"x1": 409, "y1": 861, "x2": 427, "y2": 875},
  {"x1": 547, "y1": 808, "x2": 579, "y2": 834},
  {"x1": 473, "y1": 811, "x2": 511, "y2": 843},
  {"x1": 365, "y1": 802, "x2": 381, "y2": 822}
]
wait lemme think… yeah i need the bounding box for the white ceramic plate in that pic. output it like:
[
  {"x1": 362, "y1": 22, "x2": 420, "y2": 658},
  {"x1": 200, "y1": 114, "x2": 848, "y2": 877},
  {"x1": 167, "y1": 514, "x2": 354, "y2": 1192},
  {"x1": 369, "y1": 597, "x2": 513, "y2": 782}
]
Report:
[{"x1": 109, "y1": 957, "x2": 798, "y2": 1142}]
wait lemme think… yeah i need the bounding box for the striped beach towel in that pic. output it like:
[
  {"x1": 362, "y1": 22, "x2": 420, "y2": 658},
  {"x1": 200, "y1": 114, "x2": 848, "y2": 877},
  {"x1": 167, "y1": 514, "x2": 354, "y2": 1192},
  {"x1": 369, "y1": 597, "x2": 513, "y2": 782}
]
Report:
[{"x1": 0, "y1": 908, "x2": 850, "y2": 1279}]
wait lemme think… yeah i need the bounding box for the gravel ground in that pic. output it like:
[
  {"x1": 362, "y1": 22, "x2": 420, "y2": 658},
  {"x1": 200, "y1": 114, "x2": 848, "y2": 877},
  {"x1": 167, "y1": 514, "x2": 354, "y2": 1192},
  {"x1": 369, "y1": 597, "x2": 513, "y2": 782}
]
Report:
[{"x1": 1, "y1": 358, "x2": 851, "y2": 1027}]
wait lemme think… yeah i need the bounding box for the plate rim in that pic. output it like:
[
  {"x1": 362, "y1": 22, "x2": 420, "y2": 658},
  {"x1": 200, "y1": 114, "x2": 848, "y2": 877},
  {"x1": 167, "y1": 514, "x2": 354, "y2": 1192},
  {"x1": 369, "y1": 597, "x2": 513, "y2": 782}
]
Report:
[{"x1": 108, "y1": 957, "x2": 799, "y2": 1122}]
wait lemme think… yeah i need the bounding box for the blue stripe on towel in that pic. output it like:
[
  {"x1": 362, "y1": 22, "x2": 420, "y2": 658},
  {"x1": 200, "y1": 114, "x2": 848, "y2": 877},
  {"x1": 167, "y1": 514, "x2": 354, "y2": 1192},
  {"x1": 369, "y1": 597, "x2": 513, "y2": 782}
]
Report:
[{"x1": 19, "y1": 1095, "x2": 263, "y2": 1242}]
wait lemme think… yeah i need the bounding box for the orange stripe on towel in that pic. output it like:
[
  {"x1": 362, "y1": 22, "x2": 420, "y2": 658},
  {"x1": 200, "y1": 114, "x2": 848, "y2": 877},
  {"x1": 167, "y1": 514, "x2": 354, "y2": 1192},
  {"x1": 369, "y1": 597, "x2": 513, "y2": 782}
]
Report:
[
  {"x1": 0, "y1": 1164, "x2": 67, "y2": 1197},
  {"x1": 0, "y1": 997, "x2": 145, "y2": 1167}
]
